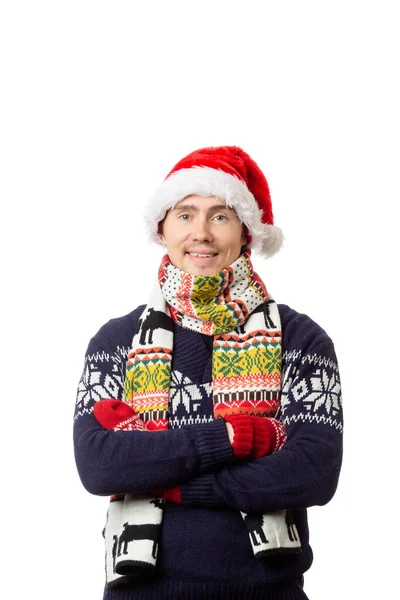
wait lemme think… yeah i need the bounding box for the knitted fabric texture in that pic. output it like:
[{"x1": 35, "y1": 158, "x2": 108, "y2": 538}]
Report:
[
  {"x1": 74, "y1": 302, "x2": 344, "y2": 598},
  {"x1": 99, "y1": 252, "x2": 299, "y2": 587},
  {"x1": 124, "y1": 251, "x2": 282, "y2": 427}
]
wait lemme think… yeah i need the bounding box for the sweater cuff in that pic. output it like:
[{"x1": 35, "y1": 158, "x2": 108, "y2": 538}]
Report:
[
  {"x1": 190, "y1": 418, "x2": 233, "y2": 472},
  {"x1": 180, "y1": 474, "x2": 218, "y2": 507}
]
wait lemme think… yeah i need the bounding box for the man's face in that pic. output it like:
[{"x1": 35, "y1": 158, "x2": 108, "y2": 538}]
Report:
[{"x1": 161, "y1": 195, "x2": 247, "y2": 276}]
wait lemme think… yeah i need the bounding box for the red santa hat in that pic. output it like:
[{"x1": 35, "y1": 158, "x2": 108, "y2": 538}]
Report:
[{"x1": 145, "y1": 145, "x2": 283, "y2": 258}]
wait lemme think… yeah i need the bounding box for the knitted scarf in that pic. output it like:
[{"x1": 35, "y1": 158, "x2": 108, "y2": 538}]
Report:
[{"x1": 103, "y1": 251, "x2": 301, "y2": 587}]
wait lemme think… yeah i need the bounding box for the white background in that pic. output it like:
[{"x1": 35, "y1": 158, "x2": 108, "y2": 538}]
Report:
[{"x1": 1, "y1": 1, "x2": 399, "y2": 598}]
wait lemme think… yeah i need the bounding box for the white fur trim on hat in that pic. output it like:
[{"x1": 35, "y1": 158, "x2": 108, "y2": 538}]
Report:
[{"x1": 143, "y1": 167, "x2": 283, "y2": 258}]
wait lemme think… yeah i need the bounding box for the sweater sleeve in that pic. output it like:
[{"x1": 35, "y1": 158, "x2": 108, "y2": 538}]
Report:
[
  {"x1": 176, "y1": 308, "x2": 343, "y2": 514},
  {"x1": 73, "y1": 309, "x2": 233, "y2": 496}
]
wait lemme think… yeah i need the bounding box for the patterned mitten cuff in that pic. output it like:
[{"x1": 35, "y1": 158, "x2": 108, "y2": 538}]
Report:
[
  {"x1": 93, "y1": 399, "x2": 148, "y2": 431},
  {"x1": 223, "y1": 414, "x2": 254, "y2": 459},
  {"x1": 250, "y1": 417, "x2": 287, "y2": 459}
]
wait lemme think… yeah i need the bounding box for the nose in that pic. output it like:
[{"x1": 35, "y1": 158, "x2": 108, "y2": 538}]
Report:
[{"x1": 191, "y1": 217, "x2": 214, "y2": 243}]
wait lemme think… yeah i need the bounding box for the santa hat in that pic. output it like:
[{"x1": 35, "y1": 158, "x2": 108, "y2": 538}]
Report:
[{"x1": 144, "y1": 146, "x2": 283, "y2": 258}]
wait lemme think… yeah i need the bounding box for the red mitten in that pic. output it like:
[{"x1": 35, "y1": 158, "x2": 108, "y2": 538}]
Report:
[
  {"x1": 93, "y1": 399, "x2": 147, "y2": 431},
  {"x1": 250, "y1": 417, "x2": 287, "y2": 459},
  {"x1": 163, "y1": 486, "x2": 182, "y2": 504},
  {"x1": 223, "y1": 414, "x2": 253, "y2": 459}
]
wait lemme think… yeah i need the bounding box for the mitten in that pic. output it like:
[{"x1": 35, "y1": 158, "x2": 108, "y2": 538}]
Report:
[
  {"x1": 250, "y1": 417, "x2": 287, "y2": 459},
  {"x1": 93, "y1": 399, "x2": 148, "y2": 431},
  {"x1": 222, "y1": 414, "x2": 253, "y2": 459},
  {"x1": 163, "y1": 486, "x2": 182, "y2": 504}
]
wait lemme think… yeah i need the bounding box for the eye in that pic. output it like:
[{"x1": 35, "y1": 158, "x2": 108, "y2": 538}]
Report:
[
  {"x1": 178, "y1": 213, "x2": 191, "y2": 221},
  {"x1": 212, "y1": 214, "x2": 227, "y2": 222}
]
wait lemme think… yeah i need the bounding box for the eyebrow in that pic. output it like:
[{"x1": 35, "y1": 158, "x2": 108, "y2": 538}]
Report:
[{"x1": 173, "y1": 203, "x2": 235, "y2": 212}]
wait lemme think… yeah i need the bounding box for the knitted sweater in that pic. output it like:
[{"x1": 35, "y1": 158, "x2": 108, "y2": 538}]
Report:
[{"x1": 74, "y1": 304, "x2": 343, "y2": 600}]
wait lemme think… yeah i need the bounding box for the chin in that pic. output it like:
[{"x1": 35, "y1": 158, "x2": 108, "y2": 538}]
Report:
[
  {"x1": 181, "y1": 261, "x2": 217, "y2": 277},
  {"x1": 184, "y1": 266, "x2": 214, "y2": 276},
  {"x1": 196, "y1": 268, "x2": 219, "y2": 276}
]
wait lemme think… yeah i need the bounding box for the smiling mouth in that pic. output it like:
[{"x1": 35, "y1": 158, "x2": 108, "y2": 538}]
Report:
[{"x1": 187, "y1": 252, "x2": 218, "y2": 258}]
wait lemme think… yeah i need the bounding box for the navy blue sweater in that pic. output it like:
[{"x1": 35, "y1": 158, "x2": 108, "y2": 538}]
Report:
[{"x1": 74, "y1": 304, "x2": 343, "y2": 600}]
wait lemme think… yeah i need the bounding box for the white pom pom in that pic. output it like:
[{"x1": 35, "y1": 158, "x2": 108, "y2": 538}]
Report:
[{"x1": 253, "y1": 224, "x2": 284, "y2": 258}]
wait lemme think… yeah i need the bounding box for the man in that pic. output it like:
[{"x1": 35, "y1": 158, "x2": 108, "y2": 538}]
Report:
[{"x1": 74, "y1": 146, "x2": 343, "y2": 599}]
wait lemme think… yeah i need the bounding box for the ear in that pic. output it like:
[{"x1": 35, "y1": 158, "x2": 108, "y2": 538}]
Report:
[
  {"x1": 158, "y1": 221, "x2": 166, "y2": 245},
  {"x1": 241, "y1": 225, "x2": 249, "y2": 247}
]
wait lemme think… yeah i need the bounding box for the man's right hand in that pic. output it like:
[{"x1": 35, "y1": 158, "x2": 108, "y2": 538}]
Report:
[{"x1": 223, "y1": 414, "x2": 287, "y2": 460}]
